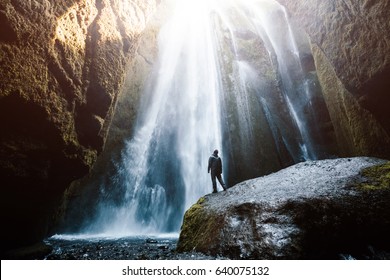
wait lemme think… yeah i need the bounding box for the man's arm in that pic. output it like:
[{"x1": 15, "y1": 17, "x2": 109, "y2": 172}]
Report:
[{"x1": 208, "y1": 157, "x2": 211, "y2": 173}]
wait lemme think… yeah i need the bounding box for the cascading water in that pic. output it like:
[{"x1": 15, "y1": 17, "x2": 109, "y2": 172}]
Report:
[
  {"x1": 80, "y1": 0, "x2": 332, "y2": 236},
  {"x1": 251, "y1": 3, "x2": 319, "y2": 160}
]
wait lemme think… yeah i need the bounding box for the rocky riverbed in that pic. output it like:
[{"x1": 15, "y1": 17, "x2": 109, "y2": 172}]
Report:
[
  {"x1": 3, "y1": 235, "x2": 225, "y2": 260},
  {"x1": 4, "y1": 234, "x2": 388, "y2": 260},
  {"x1": 43, "y1": 235, "x2": 223, "y2": 260}
]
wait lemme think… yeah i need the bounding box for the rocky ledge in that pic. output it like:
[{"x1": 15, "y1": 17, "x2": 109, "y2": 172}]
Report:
[{"x1": 177, "y1": 157, "x2": 390, "y2": 259}]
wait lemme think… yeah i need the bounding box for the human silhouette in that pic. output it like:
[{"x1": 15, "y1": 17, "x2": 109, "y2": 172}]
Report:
[{"x1": 207, "y1": 149, "x2": 227, "y2": 193}]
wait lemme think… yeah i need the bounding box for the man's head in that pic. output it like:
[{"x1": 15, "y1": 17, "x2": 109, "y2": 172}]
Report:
[{"x1": 213, "y1": 149, "x2": 219, "y2": 156}]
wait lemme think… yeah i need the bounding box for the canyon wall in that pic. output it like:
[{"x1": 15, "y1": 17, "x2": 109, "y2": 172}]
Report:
[
  {"x1": 57, "y1": 1, "x2": 165, "y2": 233},
  {"x1": 276, "y1": 0, "x2": 390, "y2": 157},
  {"x1": 0, "y1": 0, "x2": 158, "y2": 251}
]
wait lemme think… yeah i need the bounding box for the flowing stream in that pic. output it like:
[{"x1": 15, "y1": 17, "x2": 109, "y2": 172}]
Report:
[{"x1": 78, "y1": 0, "x2": 330, "y2": 237}]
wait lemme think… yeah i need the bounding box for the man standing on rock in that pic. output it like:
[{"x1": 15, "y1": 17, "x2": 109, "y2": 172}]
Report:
[{"x1": 208, "y1": 149, "x2": 227, "y2": 193}]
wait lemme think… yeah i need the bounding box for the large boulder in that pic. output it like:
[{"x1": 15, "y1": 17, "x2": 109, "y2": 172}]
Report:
[{"x1": 177, "y1": 157, "x2": 390, "y2": 259}]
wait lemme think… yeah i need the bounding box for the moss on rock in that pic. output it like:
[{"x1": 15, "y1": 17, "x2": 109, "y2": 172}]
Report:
[
  {"x1": 177, "y1": 196, "x2": 224, "y2": 254},
  {"x1": 359, "y1": 162, "x2": 390, "y2": 191}
]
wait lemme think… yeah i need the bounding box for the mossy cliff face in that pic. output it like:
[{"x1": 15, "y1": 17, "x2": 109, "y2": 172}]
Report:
[
  {"x1": 276, "y1": 0, "x2": 390, "y2": 158},
  {"x1": 0, "y1": 0, "x2": 158, "y2": 251},
  {"x1": 177, "y1": 158, "x2": 390, "y2": 259},
  {"x1": 57, "y1": 2, "x2": 165, "y2": 232}
]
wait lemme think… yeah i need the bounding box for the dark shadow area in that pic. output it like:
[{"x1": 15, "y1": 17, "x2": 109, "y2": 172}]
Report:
[{"x1": 357, "y1": 67, "x2": 390, "y2": 137}]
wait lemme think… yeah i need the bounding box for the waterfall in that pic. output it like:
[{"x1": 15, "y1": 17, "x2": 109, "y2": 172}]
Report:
[
  {"x1": 81, "y1": 0, "x2": 330, "y2": 236},
  {"x1": 250, "y1": 2, "x2": 319, "y2": 160}
]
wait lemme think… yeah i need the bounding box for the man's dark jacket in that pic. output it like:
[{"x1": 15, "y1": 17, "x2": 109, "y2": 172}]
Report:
[{"x1": 208, "y1": 154, "x2": 222, "y2": 175}]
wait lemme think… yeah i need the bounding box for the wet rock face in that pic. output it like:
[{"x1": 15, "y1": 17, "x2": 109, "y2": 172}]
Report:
[
  {"x1": 177, "y1": 158, "x2": 390, "y2": 259},
  {"x1": 57, "y1": 1, "x2": 164, "y2": 234},
  {"x1": 276, "y1": 0, "x2": 390, "y2": 158},
  {"x1": 277, "y1": 0, "x2": 390, "y2": 92},
  {"x1": 0, "y1": 0, "x2": 158, "y2": 250}
]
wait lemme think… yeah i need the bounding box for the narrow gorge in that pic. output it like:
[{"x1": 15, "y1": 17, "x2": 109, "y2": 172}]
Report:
[{"x1": 1, "y1": 0, "x2": 389, "y2": 259}]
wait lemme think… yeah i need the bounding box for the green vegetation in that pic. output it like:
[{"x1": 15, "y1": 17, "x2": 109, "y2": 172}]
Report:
[
  {"x1": 358, "y1": 161, "x2": 390, "y2": 191},
  {"x1": 177, "y1": 196, "x2": 223, "y2": 254}
]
